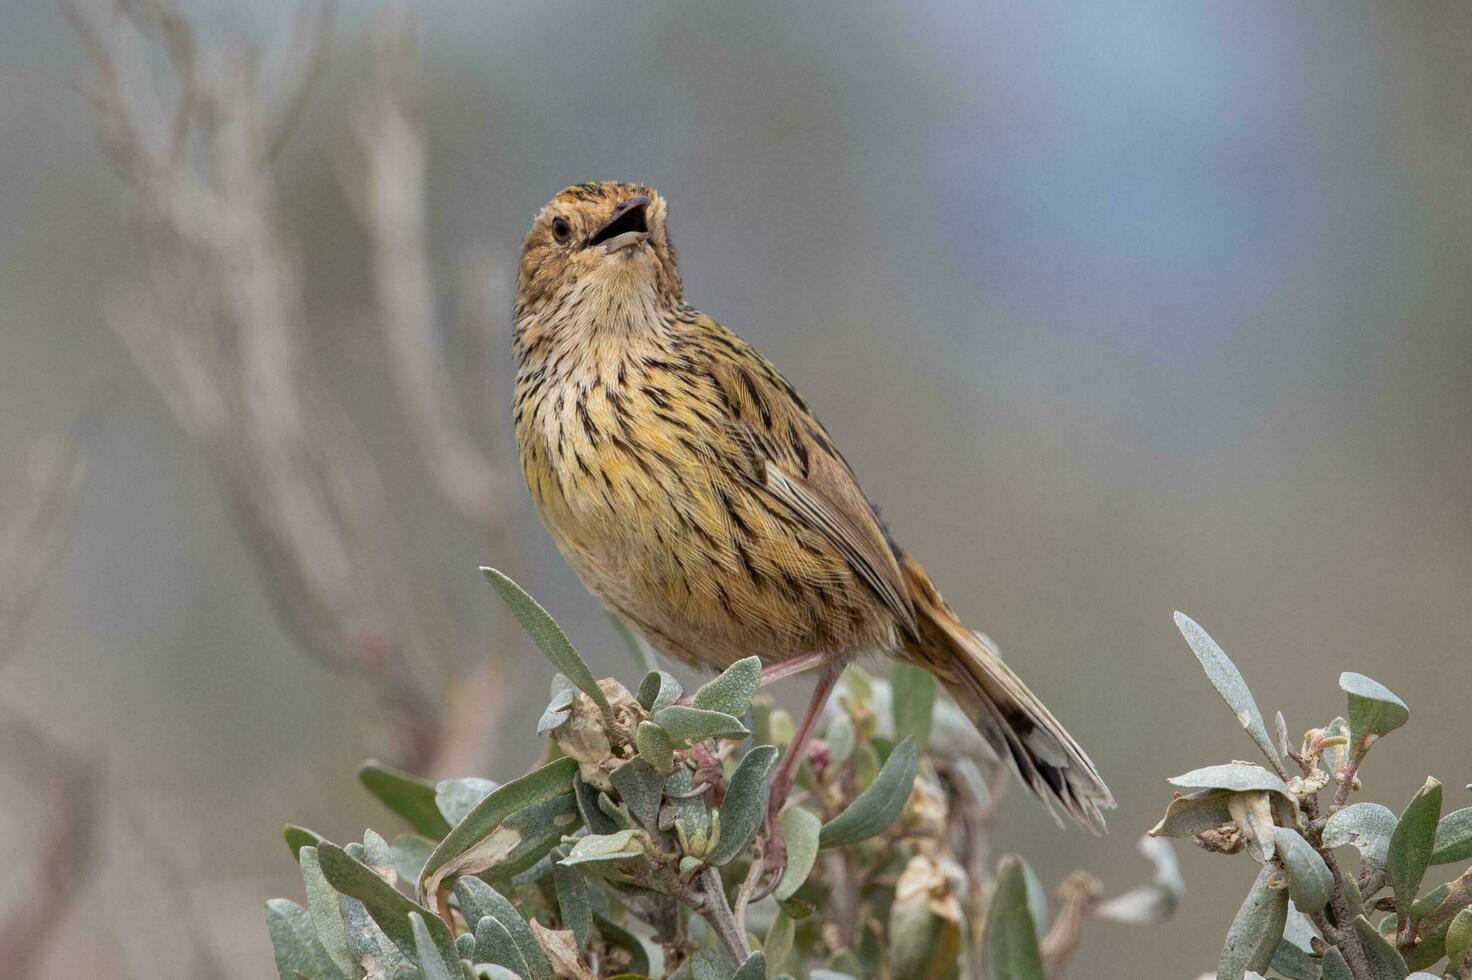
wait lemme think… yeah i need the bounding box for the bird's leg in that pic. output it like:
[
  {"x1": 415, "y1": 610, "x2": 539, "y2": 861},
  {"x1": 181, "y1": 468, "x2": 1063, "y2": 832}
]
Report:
[
  {"x1": 759, "y1": 649, "x2": 838, "y2": 687},
  {"x1": 758, "y1": 661, "x2": 843, "y2": 887},
  {"x1": 676, "y1": 650, "x2": 837, "y2": 708},
  {"x1": 768, "y1": 662, "x2": 843, "y2": 812}
]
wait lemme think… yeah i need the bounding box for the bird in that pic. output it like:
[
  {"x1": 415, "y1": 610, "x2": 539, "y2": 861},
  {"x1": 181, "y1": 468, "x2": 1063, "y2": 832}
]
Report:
[{"x1": 512, "y1": 181, "x2": 1114, "y2": 832}]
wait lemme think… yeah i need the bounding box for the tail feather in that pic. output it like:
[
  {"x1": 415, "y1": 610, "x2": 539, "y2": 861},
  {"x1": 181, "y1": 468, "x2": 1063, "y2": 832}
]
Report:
[{"x1": 896, "y1": 549, "x2": 1115, "y2": 832}]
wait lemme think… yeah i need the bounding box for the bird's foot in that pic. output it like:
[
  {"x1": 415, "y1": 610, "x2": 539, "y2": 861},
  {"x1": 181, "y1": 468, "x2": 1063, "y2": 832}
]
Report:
[
  {"x1": 751, "y1": 804, "x2": 789, "y2": 902},
  {"x1": 752, "y1": 768, "x2": 797, "y2": 890}
]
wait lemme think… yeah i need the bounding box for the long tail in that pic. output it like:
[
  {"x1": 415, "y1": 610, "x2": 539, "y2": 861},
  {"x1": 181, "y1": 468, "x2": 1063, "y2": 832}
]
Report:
[{"x1": 896, "y1": 548, "x2": 1115, "y2": 832}]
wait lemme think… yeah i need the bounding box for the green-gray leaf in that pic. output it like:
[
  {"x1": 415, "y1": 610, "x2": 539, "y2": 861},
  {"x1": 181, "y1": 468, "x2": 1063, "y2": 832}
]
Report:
[
  {"x1": 820, "y1": 738, "x2": 919, "y2": 849},
  {"x1": 266, "y1": 898, "x2": 348, "y2": 980},
  {"x1": 610, "y1": 757, "x2": 665, "y2": 829},
  {"x1": 474, "y1": 914, "x2": 532, "y2": 978},
  {"x1": 1352, "y1": 914, "x2": 1408, "y2": 978},
  {"x1": 538, "y1": 687, "x2": 576, "y2": 734},
  {"x1": 456, "y1": 878, "x2": 551, "y2": 980},
  {"x1": 362, "y1": 830, "x2": 395, "y2": 881},
  {"x1": 389, "y1": 834, "x2": 436, "y2": 886},
  {"x1": 1275, "y1": 711, "x2": 1292, "y2": 761},
  {"x1": 1168, "y1": 764, "x2": 1294, "y2": 802},
  {"x1": 1387, "y1": 778, "x2": 1442, "y2": 923},
  {"x1": 359, "y1": 760, "x2": 454, "y2": 839},
  {"x1": 1340, "y1": 672, "x2": 1409, "y2": 749},
  {"x1": 826, "y1": 712, "x2": 856, "y2": 767},
  {"x1": 776, "y1": 807, "x2": 823, "y2": 901},
  {"x1": 316, "y1": 842, "x2": 458, "y2": 968},
  {"x1": 561, "y1": 829, "x2": 646, "y2": 865},
  {"x1": 636, "y1": 721, "x2": 675, "y2": 774},
  {"x1": 663, "y1": 767, "x2": 711, "y2": 838},
  {"x1": 1432, "y1": 807, "x2": 1472, "y2": 866},
  {"x1": 732, "y1": 951, "x2": 767, "y2": 980},
  {"x1": 1319, "y1": 947, "x2": 1351, "y2": 980},
  {"x1": 409, "y1": 911, "x2": 458, "y2": 980},
  {"x1": 593, "y1": 914, "x2": 651, "y2": 976},
  {"x1": 340, "y1": 895, "x2": 414, "y2": 979},
  {"x1": 483, "y1": 567, "x2": 610, "y2": 712},
  {"x1": 1404, "y1": 882, "x2": 1457, "y2": 971},
  {"x1": 652, "y1": 704, "x2": 750, "y2": 742},
  {"x1": 1019, "y1": 857, "x2": 1050, "y2": 938},
  {"x1": 637, "y1": 670, "x2": 682, "y2": 713},
  {"x1": 553, "y1": 860, "x2": 592, "y2": 949},
  {"x1": 982, "y1": 855, "x2": 1045, "y2": 979},
  {"x1": 574, "y1": 775, "x2": 618, "y2": 836},
  {"x1": 1321, "y1": 716, "x2": 1352, "y2": 778},
  {"x1": 891, "y1": 662, "x2": 936, "y2": 753},
  {"x1": 1269, "y1": 936, "x2": 1319, "y2": 980},
  {"x1": 285, "y1": 824, "x2": 325, "y2": 859},
  {"x1": 1149, "y1": 789, "x2": 1235, "y2": 840},
  {"x1": 1324, "y1": 803, "x2": 1397, "y2": 869},
  {"x1": 418, "y1": 756, "x2": 579, "y2": 906},
  {"x1": 1447, "y1": 907, "x2": 1472, "y2": 964},
  {"x1": 765, "y1": 911, "x2": 795, "y2": 973},
  {"x1": 692, "y1": 656, "x2": 762, "y2": 716},
  {"x1": 298, "y1": 847, "x2": 354, "y2": 977},
  {"x1": 1174, "y1": 612, "x2": 1280, "y2": 769},
  {"x1": 496, "y1": 789, "x2": 583, "y2": 879},
  {"x1": 1273, "y1": 828, "x2": 1333, "y2": 913},
  {"x1": 1217, "y1": 863, "x2": 1289, "y2": 979},
  {"x1": 707, "y1": 745, "x2": 779, "y2": 866},
  {"x1": 436, "y1": 777, "x2": 499, "y2": 827}
]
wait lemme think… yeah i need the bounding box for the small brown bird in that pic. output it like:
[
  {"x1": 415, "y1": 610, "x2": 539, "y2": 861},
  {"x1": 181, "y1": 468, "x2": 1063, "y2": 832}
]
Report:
[{"x1": 513, "y1": 182, "x2": 1113, "y2": 831}]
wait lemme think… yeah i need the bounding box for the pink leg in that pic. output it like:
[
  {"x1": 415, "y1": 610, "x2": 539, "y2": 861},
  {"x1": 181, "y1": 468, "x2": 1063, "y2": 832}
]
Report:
[
  {"x1": 760, "y1": 649, "x2": 841, "y2": 687},
  {"x1": 756, "y1": 662, "x2": 843, "y2": 892},
  {"x1": 678, "y1": 650, "x2": 839, "y2": 707},
  {"x1": 768, "y1": 662, "x2": 843, "y2": 814}
]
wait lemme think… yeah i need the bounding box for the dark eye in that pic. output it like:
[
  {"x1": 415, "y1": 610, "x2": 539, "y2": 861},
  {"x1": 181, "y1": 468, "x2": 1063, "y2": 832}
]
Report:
[{"x1": 551, "y1": 217, "x2": 572, "y2": 243}]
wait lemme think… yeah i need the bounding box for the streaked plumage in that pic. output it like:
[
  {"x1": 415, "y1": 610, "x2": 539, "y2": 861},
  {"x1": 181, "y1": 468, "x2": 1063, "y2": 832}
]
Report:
[{"x1": 513, "y1": 182, "x2": 1113, "y2": 830}]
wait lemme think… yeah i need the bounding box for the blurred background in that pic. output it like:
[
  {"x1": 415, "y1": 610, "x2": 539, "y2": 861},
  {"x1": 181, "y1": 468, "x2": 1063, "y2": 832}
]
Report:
[{"x1": 2, "y1": 1, "x2": 1469, "y2": 975}]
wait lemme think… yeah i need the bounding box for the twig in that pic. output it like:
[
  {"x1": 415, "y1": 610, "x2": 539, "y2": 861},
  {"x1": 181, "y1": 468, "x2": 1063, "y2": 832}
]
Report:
[
  {"x1": 1332, "y1": 741, "x2": 1365, "y2": 809},
  {"x1": 697, "y1": 866, "x2": 752, "y2": 961}
]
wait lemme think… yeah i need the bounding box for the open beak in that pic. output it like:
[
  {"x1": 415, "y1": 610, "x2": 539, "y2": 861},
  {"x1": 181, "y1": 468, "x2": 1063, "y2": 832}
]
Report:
[{"x1": 588, "y1": 195, "x2": 652, "y2": 252}]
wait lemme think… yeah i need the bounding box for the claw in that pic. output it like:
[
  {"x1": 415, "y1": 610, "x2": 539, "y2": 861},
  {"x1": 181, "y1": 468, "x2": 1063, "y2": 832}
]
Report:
[
  {"x1": 753, "y1": 808, "x2": 789, "y2": 901},
  {"x1": 667, "y1": 780, "x2": 714, "y2": 800}
]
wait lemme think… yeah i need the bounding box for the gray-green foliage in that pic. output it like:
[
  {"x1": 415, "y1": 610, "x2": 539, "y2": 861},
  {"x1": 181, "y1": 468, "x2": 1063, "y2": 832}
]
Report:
[
  {"x1": 1155, "y1": 613, "x2": 1472, "y2": 980},
  {"x1": 267, "y1": 570, "x2": 1179, "y2": 978}
]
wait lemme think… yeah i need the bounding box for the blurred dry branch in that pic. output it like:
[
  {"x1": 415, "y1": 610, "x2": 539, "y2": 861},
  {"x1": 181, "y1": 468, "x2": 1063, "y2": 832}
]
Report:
[
  {"x1": 0, "y1": 427, "x2": 95, "y2": 973},
  {"x1": 0, "y1": 430, "x2": 84, "y2": 660},
  {"x1": 350, "y1": 14, "x2": 528, "y2": 776},
  {"x1": 66, "y1": 0, "x2": 520, "y2": 774},
  {"x1": 352, "y1": 15, "x2": 515, "y2": 534},
  {"x1": 0, "y1": 708, "x2": 98, "y2": 975}
]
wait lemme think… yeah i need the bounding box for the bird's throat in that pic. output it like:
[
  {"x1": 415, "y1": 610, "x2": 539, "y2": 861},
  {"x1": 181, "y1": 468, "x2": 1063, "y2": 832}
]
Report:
[{"x1": 516, "y1": 271, "x2": 674, "y2": 371}]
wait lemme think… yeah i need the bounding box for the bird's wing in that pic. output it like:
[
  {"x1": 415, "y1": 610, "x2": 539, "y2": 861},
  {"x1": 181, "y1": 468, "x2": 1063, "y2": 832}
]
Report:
[{"x1": 695, "y1": 319, "x2": 918, "y2": 638}]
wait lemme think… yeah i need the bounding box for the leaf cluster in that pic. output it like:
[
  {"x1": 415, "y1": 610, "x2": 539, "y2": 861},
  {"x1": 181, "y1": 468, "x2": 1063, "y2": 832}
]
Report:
[
  {"x1": 1158, "y1": 613, "x2": 1472, "y2": 980},
  {"x1": 267, "y1": 570, "x2": 1182, "y2": 978}
]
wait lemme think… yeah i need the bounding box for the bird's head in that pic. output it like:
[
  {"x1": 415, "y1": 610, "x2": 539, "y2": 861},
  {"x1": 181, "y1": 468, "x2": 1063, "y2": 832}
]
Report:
[{"x1": 517, "y1": 182, "x2": 683, "y2": 316}]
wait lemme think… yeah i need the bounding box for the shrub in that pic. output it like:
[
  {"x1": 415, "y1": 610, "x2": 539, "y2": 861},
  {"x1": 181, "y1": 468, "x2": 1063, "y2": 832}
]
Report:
[
  {"x1": 267, "y1": 570, "x2": 1178, "y2": 978},
  {"x1": 1155, "y1": 613, "x2": 1472, "y2": 979}
]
